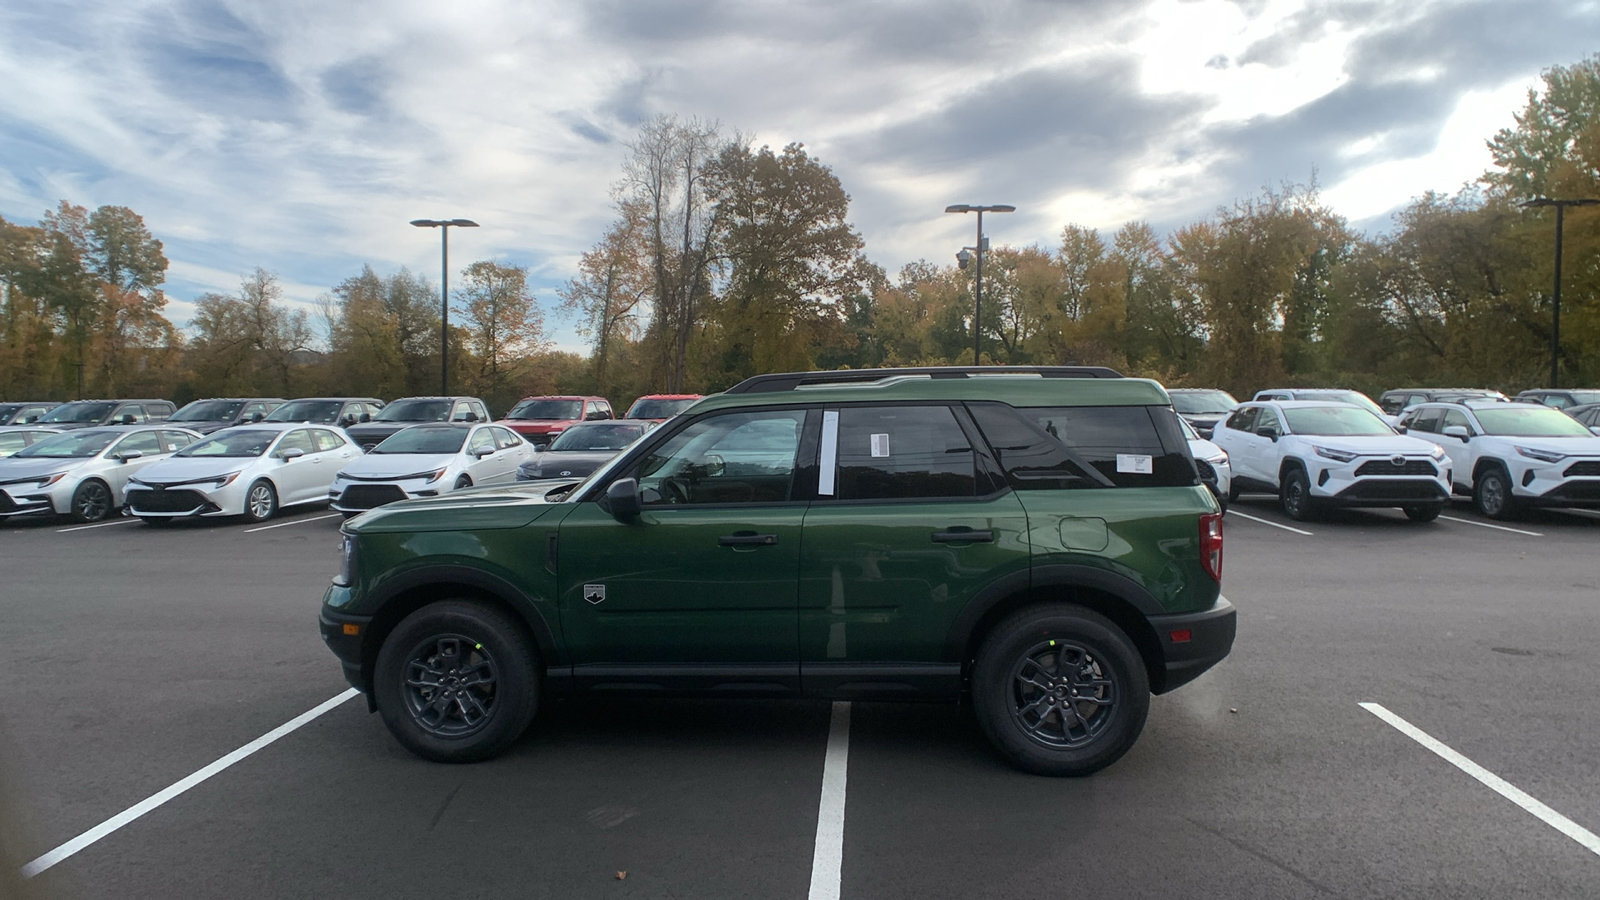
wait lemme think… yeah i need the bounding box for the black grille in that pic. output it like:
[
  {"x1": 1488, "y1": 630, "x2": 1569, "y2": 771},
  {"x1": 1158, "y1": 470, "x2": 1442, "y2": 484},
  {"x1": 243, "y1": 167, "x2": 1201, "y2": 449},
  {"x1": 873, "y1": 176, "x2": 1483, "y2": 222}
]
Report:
[
  {"x1": 1355, "y1": 459, "x2": 1436, "y2": 477},
  {"x1": 1193, "y1": 458, "x2": 1216, "y2": 482},
  {"x1": 1336, "y1": 480, "x2": 1448, "y2": 502},
  {"x1": 0, "y1": 491, "x2": 17, "y2": 512},
  {"x1": 128, "y1": 489, "x2": 207, "y2": 513},
  {"x1": 1545, "y1": 482, "x2": 1600, "y2": 502},
  {"x1": 1563, "y1": 461, "x2": 1600, "y2": 477},
  {"x1": 339, "y1": 484, "x2": 408, "y2": 510}
]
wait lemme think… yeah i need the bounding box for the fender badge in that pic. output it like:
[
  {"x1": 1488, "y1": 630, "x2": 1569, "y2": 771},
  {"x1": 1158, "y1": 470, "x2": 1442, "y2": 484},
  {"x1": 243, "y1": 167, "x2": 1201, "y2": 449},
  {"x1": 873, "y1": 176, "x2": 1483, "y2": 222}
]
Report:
[{"x1": 583, "y1": 584, "x2": 606, "y2": 604}]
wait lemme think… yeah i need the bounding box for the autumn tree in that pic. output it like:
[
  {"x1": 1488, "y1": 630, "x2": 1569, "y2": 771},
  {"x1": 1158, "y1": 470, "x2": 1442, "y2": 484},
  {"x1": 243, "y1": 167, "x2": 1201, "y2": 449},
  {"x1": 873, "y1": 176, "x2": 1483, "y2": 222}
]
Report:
[
  {"x1": 559, "y1": 201, "x2": 652, "y2": 398},
  {"x1": 456, "y1": 260, "x2": 546, "y2": 409}
]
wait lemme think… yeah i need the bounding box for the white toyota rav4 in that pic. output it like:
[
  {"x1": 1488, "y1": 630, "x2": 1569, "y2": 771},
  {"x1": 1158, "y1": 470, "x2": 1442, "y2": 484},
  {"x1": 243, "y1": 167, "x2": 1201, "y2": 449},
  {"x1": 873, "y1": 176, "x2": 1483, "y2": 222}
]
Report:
[
  {"x1": 1212, "y1": 400, "x2": 1452, "y2": 521},
  {"x1": 1396, "y1": 400, "x2": 1600, "y2": 519}
]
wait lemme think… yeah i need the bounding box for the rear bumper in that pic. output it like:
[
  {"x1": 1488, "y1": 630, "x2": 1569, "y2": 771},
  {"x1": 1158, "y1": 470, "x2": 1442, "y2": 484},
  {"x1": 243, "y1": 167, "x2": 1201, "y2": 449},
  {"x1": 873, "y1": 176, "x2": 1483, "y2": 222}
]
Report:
[{"x1": 1151, "y1": 596, "x2": 1236, "y2": 694}]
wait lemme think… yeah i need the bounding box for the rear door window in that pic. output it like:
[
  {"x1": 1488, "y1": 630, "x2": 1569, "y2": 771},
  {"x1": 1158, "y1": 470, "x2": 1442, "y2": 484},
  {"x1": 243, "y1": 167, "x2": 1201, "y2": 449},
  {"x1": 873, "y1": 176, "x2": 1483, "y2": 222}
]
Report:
[
  {"x1": 1224, "y1": 407, "x2": 1259, "y2": 433},
  {"x1": 828, "y1": 405, "x2": 976, "y2": 500},
  {"x1": 1410, "y1": 408, "x2": 1444, "y2": 434}
]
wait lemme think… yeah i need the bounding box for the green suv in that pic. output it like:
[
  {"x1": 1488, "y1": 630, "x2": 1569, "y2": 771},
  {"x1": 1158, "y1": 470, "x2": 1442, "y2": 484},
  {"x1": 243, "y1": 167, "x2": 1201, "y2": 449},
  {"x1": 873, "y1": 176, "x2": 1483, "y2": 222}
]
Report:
[{"x1": 320, "y1": 367, "x2": 1235, "y2": 775}]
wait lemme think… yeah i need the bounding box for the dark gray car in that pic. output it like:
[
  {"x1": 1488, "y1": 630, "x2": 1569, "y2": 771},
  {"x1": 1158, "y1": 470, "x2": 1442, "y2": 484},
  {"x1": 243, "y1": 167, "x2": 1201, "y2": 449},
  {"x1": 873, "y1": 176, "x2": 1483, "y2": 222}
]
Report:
[
  {"x1": 166, "y1": 398, "x2": 286, "y2": 434},
  {"x1": 515, "y1": 419, "x2": 656, "y2": 481}
]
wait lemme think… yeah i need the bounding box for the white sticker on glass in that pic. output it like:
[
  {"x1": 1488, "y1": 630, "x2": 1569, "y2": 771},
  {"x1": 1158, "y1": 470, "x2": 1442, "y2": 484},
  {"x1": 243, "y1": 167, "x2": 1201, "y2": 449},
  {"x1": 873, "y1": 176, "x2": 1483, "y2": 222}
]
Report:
[
  {"x1": 870, "y1": 433, "x2": 891, "y2": 457},
  {"x1": 1116, "y1": 453, "x2": 1153, "y2": 474}
]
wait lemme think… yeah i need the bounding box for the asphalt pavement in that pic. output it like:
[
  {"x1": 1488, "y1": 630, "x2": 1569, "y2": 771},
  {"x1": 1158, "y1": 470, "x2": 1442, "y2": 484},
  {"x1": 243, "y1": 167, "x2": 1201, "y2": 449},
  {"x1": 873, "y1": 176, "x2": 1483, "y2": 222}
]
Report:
[{"x1": 2, "y1": 499, "x2": 1598, "y2": 899}]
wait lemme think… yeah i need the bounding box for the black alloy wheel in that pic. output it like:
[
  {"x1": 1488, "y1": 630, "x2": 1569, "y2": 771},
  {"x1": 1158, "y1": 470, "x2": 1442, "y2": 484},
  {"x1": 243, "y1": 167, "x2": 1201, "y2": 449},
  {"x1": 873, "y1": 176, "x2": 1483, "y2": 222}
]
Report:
[
  {"x1": 70, "y1": 479, "x2": 113, "y2": 523},
  {"x1": 374, "y1": 600, "x2": 541, "y2": 763},
  {"x1": 973, "y1": 604, "x2": 1148, "y2": 776},
  {"x1": 1474, "y1": 467, "x2": 1517, "y2": 520},
  {"x1": 1280, "y1": 467, "x2": 1314, "y2": 521}
]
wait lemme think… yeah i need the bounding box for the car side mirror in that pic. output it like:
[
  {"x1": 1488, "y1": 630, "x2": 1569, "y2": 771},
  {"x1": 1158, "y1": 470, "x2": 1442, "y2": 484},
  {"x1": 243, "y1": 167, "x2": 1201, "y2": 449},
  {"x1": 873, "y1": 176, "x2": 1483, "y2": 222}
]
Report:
[
  {"x1": 1442, "y1": 425, "x2": 1470, "y2": 441},
  {"x1": 603, "y1": 477, "x2": 641, "y2": 520},
  {"x1": 474, "y1": 446, "x2": 495, "y2": 458},
  {"x1": 1393, "y1": 425, "x2": 1408, "y2": 434},
  {"x1": 121, "y1": 414, "x2": 138, "y2": 425},
  {"x1": 1258, "y1": 427, "x2": 1279, "y2": 441},
  {"x1": 280, "y1": 447, "x2": 305, "y2": 460},
  {"x1": 531, "y1": 441, "x2": 549, "y2": 452},
  {"x1": 118, "y1": 450, "x2": 143, "y2": 462}
]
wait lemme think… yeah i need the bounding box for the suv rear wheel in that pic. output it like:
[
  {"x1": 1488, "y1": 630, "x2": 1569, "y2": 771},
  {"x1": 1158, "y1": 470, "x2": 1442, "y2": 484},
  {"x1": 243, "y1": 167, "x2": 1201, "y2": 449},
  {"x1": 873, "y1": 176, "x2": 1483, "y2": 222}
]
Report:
[
  {"x1": 972, "y1": 604, "x2": 1149, "y2": 776},
  {"x1": 374, "y1": 600, "x2": 541, "y2": 763}
]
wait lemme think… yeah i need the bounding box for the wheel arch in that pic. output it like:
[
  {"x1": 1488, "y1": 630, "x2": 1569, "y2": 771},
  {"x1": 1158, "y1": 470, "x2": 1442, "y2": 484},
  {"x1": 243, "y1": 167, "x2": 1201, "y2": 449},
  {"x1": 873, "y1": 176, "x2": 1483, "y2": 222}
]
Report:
[
  {"x1": 1473, "y1": 456, "x2": 1509, "y2": 482},
  {"x1": 949, "y1": 566, "x2": 1169, "y2": 695},
  {"x1": 1278, "y1": 456, "x2": 1308, "y2": 481}
]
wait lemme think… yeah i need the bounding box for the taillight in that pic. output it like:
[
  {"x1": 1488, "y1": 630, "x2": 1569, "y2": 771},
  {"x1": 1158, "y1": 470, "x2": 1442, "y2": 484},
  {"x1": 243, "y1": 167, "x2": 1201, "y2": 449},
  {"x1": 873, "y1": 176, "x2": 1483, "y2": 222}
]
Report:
[{"x1": 1199, "y1": 513, "x2": 1223, "y2": 582}]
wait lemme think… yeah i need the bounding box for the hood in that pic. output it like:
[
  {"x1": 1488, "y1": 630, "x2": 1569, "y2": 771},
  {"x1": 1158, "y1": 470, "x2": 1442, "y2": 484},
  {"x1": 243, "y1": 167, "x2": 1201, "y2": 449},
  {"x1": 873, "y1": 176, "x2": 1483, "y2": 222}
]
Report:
[
  {"x1": 0, "y1": 457, "x2": 88, "y2": 483},
  {"x1": 346, "y1": 480, "x2": 574, "y2": 533},
  {"x1": 1187, "y1": 438, "x2": 1225, "y2": 460},
  {"x1": 175, "y1": 420, "x2": 233, "y2": 434},
  {"x1": 518, "y1": 450, "x2": 615, "y2": 477},
  {"x1": 338, "y1": 452, "x2": 460, "y2": 479},
  {"x1": 345, "y1": 422, "x2": 412, "y2": 440},
  {"x1": 133, "y1": 455, "x2": 259, "y2": 484},
  {"x1": 1296, "y1": 434, "x2": 1442, "y2": 455},
  {"x1": 502, "y1": 419, "x2": 575, "y2": 435},
  {"x1": 1490, "y1": 434, "x2": 1600, "y2": 456}
]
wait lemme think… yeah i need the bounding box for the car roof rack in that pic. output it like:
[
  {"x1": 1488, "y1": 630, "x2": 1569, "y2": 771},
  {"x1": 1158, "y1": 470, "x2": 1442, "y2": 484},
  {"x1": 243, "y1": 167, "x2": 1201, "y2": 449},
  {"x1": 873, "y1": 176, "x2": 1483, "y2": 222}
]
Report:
[{"x1": 724, "y1": 365, "x2": 1124, "y2": 394}]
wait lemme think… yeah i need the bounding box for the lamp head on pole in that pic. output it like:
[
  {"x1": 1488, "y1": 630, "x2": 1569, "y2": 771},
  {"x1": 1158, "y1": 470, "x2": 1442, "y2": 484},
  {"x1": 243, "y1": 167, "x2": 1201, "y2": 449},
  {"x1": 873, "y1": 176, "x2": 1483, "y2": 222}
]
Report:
[
  {"x1": 411, "y1": 218, "x2": 481, "y2": 228},
  {"x1": 956, "y1": 248, "x2": 972, "y2": 269}
]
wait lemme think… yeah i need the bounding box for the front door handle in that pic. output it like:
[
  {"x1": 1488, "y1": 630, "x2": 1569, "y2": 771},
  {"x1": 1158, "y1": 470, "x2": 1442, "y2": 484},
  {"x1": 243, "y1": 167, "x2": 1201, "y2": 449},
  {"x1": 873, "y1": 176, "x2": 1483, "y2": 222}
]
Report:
[
  {"x1": 932, "y1": 528, "x2": 994, "y2": 543},
  {"x1": 719, "y1": 532, "x2": 778, "y2": 547}
]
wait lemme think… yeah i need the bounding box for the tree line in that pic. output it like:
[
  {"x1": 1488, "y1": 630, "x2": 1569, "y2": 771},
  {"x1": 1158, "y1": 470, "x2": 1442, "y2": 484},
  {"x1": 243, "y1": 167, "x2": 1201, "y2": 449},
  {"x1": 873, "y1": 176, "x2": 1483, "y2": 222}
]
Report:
[{"x1": 2, "y1": 56, "x2": 1596, "y2": 413}]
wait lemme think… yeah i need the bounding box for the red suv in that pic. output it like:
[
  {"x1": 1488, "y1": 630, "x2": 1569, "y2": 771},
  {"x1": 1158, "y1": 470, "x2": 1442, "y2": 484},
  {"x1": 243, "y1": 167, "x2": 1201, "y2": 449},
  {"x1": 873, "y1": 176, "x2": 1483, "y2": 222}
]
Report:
[
  {"x1": 498, "y1": 395, "x2": 613, "y2": 446},
  {"x1": 623, "y1": 394, "x2": 702, "y2": 422}
]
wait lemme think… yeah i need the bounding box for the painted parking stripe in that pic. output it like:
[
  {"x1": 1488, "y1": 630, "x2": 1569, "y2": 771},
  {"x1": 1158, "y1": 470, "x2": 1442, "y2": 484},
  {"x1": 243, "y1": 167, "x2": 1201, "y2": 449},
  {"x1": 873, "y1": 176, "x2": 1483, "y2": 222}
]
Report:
[
  {"x1": 55, "y1": 518, "x2": 137, "y2": 533},
  {"x1": 1360, "y1": 702, "x2": 1600, "y2": 859},
  {"x1": 1225, "y1": 510, "x2": 1313, "y2": 536},
  {"x1": 243, "y1": 512, "x2": 343, "y2": 534},
  {"x1": 1437, "y1": 516, "x2": 1543, "y2": 537},
  {"x1": 21, "y1": 688, "x2": 358, "y2": 879},
  {"x1": 806, "y1": 701, "x2": 851, "y2": 900}
]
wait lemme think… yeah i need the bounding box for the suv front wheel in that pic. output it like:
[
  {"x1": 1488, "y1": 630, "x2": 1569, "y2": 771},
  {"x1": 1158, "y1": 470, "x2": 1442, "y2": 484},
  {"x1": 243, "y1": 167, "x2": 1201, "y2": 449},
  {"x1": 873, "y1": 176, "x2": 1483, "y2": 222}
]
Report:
[
  {"x1": 374, "y1": 600, "x2": 541, "y2": 763},
  {"x1": 972, "y1": 605, "x2": 1149, "y2": 776}
]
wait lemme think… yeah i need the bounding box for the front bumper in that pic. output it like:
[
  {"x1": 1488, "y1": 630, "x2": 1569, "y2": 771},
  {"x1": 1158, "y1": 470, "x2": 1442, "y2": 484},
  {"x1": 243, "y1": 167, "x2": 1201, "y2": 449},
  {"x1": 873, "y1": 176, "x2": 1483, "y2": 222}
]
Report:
[
  {"x1": 1510, "y1": 458, "x2": 1600, "y2": 507},
  {"x1": 329, "y1": 478, "x2": 442, "y2": 512},
  {"x1": 1151, "y1": 596, "x2": 1236, "y2": 694},
  {"x1": 1309, "y1": 456, "x2": 1450, "y2": 507},
  {"x1": 125, "y1": 485, "x2": 231, "y2": 517},
  {"x1": 0, "y1": 485, "x2": 62, "y2": 517},
  {"x1": 319, "y1": 604, "x2": 372, "y2": 692}
]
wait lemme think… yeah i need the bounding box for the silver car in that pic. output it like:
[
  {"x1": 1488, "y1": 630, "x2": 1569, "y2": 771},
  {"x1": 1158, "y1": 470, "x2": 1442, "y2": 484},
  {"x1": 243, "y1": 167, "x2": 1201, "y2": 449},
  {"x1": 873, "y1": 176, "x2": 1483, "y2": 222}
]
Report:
[{"x1": 0, "y1": 426, "x2": 201, "y2": 522}]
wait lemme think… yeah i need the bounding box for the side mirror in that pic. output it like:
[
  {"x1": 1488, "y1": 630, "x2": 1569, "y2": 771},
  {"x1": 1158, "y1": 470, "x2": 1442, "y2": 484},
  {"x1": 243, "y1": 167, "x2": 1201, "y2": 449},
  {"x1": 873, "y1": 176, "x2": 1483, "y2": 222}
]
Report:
[
  {"x1": 1393, "y1": 425, "x2": 1408, "y2": 434},
  {"x1": 531, "y1": 441, "x2": 550, "y2": 452},
  {"x1": 1258, "y1": 427, "x2": 1279, "y2": 442},
  {"x1": 251, "y1": 412, "x2": 265, "y2": 423},
  {"x1": 118, "y1": 450, "x2": 143, "y2": 463},
  {"x1": 121, "y1": 414, "x2": 138, "y2": 425},
  {"x1": 280, "y1": 447, "x2": 305, "y2": 461},
  {"x1": 474, "y1": 446, "x2": 496, "y2": 458},
  {"x1": 1442, "y1": 425, "x2": 1470, "y2": 441},
  {"x1": 340, "y1": 415, "x2": 355, "y2": 427},
  {"x1": 604, "y1": 477, "x2": 641, "y2": 520}
]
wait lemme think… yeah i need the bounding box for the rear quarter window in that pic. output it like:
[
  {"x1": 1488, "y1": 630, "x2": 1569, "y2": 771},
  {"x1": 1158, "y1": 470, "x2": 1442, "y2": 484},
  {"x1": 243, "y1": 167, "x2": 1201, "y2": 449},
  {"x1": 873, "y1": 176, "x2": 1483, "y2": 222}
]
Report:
[{"x1": 969, "y1": 403, "x2": 1196, "y2": 489}]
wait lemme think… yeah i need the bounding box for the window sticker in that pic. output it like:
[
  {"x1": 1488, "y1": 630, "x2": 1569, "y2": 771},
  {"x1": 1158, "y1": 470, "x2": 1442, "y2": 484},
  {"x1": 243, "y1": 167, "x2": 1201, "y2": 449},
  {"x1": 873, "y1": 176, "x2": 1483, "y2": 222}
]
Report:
[
  {"x1": 870, "y1": 433, "x2": 890, "y2": 458},
  {"x1": 1116, "y1": 453, "x2": 1153, "y2": 475}
]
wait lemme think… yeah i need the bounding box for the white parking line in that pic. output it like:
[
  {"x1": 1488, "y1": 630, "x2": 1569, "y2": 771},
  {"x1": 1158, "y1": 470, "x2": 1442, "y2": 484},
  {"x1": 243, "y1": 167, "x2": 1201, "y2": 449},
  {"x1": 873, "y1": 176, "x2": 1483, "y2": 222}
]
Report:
[
  {"x1": 55, "y1": 519, "x2": 137, "y2": 533},
  {"x1": 806, "y1": 701, "x2": 851, "y2": 900},
  {"x1": 21, "y1": 689, "x2": 358, "y2": 879},
  {"x1": 1438, "y1": 516, "x2": 1543, "y2": 537},
  {"x1": 243, "y1": 513, "x2": 343, "y2": 534},
  {"x1": 1360, "y1": 702, "x2": 1600, "y2": 859},
  {"x1": 1225, "y1": 510, "x2": 1313, "y2": 536}
]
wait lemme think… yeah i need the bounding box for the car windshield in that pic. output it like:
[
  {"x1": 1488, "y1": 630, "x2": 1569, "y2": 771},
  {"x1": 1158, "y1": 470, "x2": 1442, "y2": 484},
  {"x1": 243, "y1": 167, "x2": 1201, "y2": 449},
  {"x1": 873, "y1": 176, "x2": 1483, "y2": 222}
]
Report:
[
  {"x1": 1178, "y1": 417, "x2": 1200, "y2": 441},
  {"x1": 265, "y1": 400, "x2": 343, "y2": 423},
  {"x1": 0, "y1": 404, "x2": 22, "y2": 418},
  {"x1": 38, "y1": 402, "x2": 115, "y2": 423},
  {"x1": 371, "y1": 428, "x2": 467, "y2": 454},
  {"x1": 1282, "y1": 406, "x2": 1394, "y2": 436},
  {"x1": 1548, "y1": 390, "x2": 1600, "y2": 404},
  {"x1": 170, "y1": 400, "x2": 244, "y2": 422},
  {"x1": 1474, "y1": 407, "x2": 1594, "y2": 437},
  {"x1": 176, "y1": 430, "x2": 277, "y2": 458},
  {"x1": 507, "y1": 399, "x2": 582, "y2": 420},
  {"x1": 626, "y1": 398, "x2": 697, "y2": 419},
  {"x1": 1169, "y1": 391, "x2": 1236, "y2": 414},
  {"x1": 375, "y1": 399, "x2": 453, "y2": 422},
  {"x1": 548, "y1": 423, "x2": 646, "y2": 451},
  {"x1": 1299, "y1": 391, "x2": 1386, "y2": 418},
  {"x1": 13, "y1": 430, "x2": 116, "y2": 458}
]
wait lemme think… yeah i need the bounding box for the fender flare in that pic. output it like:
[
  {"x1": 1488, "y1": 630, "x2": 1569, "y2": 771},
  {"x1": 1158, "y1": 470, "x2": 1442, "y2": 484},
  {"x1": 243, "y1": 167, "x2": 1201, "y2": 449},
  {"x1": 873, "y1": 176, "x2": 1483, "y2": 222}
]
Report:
[
  {"x1": 944, "y1": 564, "x2": 1164, "y2": 661},
  {"x1": 366, "y1": 564, "x2": 560, "y2": 663}
]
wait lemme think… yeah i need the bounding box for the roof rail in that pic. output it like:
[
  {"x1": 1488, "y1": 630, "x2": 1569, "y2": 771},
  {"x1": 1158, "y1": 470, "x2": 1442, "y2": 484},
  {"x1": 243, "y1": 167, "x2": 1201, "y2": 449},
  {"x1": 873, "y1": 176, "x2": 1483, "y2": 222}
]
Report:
[{"x1": 723, "y1": 365, "x2": 1125, "y2": 394}]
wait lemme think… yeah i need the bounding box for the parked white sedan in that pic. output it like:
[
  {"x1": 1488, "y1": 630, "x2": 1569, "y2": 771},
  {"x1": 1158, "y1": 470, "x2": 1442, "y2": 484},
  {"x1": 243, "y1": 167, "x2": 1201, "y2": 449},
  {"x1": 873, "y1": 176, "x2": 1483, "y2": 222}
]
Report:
[
  {"x1": 0, "y1": 426, "x2": 201, "y2": 522},
  {"x1": 125, "y1": 423, "x2": 358, "y2": 524},
  {"x1": 329, "y1": 422, "x2": 532, "y2": 516}
]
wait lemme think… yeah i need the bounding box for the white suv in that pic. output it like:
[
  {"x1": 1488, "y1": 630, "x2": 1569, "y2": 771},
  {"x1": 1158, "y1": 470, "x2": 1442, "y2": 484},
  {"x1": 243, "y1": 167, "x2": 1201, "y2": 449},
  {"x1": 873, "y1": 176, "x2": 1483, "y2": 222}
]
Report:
[
  {"x1": 1397, "y1": 400, "x2": 1600, "y2": 519},
  {"x1": 1212, "y1": 401, "x2": 1451, "y2": 521}
]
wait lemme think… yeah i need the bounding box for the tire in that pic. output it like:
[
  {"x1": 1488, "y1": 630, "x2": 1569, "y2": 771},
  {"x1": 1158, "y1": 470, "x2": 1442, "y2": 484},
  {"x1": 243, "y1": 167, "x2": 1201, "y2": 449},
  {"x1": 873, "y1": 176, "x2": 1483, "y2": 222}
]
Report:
[
  {"x1": 70, "y1": 479, "x2": 114, "y2": 523},
  {"x1": 453, "y1": 475, "x2": 472, "y2": 491},
  {"x1": 243, "y1": 480, "x2": 278, "y2": 523},
  {"x1": 374, "y1": 600, "x2": 541, "y2": 763},
  {"x1": 1225, "y1": 483, "x2": 1240, "y2": 504},
  {"x1": 971, "y1": 604, "x2": 1149, "y2": 776},
  {"x1": 1403, "y1": 504, "x2": 1443, "y2": 522},
  {"x1": 1474, "y1": 467, "x2": 1517, "y2": 520},
  {"x1": 1280, "y1": 467, "x2": 1315, "y2": 521}
]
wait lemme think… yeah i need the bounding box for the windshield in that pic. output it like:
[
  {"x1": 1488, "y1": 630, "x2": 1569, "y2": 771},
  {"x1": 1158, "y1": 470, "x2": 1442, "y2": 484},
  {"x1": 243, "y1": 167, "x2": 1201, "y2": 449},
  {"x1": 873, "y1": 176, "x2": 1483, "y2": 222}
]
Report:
[
  {"x1": 171, "y1": 400, "x2": 244, "y2": 422},
  {"x1": 548, "y1": 423, "x2": 647, "y2": 451},
  {"x1": 265, "y1": 400, "x2": 343, "y2": 423},
  {"x1": 176, "y1": 430, "x2": 277, "y2": 458},
  {"x1": 507, "y1": 399, "x2": 582, "y2": 420},
  {"x1": 1178, "y1": 417, "x2": 1200, "y2": 441},
  {"x1": 371, "y1": 428, "x2": 468, "y2": 454},
  {"x1": 375, "y1": 399, "x2": 453, "y2": 422},
  {"x1": 1169, "y1": 391, "x2": 1237, "y2": 415},
  {"x1": 1297, "y1": 391, "x2": 1386, "y2": 418},
  {"x1": 626, "y1": 398, "x2": 697, "y2": 419},
  {"x1": 1282, "y1": 406, "x2": 1394, "y2": 436},
  {"x1": 39, "y1": 402, "x2": 115, "y2": 423},
  {"x1": 14, "y1": 430, "x2": 116, "y2": 458},
  {"x1": 1474, "y1": 406, "x2": 1593, "y2": 437}
]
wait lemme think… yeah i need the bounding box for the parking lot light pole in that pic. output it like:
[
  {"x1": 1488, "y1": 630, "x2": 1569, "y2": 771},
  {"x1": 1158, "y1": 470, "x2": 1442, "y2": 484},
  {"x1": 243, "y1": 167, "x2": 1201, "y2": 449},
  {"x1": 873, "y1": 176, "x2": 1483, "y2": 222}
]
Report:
[
  {"x1": 410, "y1": 218, "x2": 479, "y2": 395},
  {"x1": 946, "y1": 204, "x2": 1015, "y2": 365},
  {"x1": 1520, "y1": 198, "x2": 1598, "y2": 389}
]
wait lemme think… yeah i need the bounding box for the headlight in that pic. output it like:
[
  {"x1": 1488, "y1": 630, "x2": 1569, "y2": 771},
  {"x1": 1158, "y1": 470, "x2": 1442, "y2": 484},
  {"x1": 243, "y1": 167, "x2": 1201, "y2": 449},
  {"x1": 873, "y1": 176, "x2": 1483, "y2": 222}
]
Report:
[
  {"x1": 1205, "y1": 450, "x2": 1228, "y2": 465},
  {"x1": 334, "y1": 470, "x2": 350, "y2": 480},
  {"x1": 1429, "y1": 445, "x2": 1447, "y2": 461},
  {"x1": 1313, "y1": 446, "x2": 1359, "y2": 463},
  {"x1": 1516, "y1": 446, "x2": 1566, "y2": 463},
  {"x1": 212, "y1": 471, "x2": 241, "y2": 487},
  {"x1": 397, "y1": 469, "x2": 446, "y2": 481},
  {"x1": 37, "y1": 472, "x2": 68, "y2": 487},
  {"x1": 334, "y1": 533, "x2": 358, "y2": 586}
]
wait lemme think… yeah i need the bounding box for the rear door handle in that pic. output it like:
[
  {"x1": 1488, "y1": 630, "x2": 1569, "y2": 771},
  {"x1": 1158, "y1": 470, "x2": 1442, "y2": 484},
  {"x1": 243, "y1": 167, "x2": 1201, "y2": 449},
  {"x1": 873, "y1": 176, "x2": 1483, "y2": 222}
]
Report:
[
  {"x1": 932, "y1": 528, "x2": 994, "y2": 543},
  {"x1": 719, "y1": 532, "x2": 778, "y2": 546}
]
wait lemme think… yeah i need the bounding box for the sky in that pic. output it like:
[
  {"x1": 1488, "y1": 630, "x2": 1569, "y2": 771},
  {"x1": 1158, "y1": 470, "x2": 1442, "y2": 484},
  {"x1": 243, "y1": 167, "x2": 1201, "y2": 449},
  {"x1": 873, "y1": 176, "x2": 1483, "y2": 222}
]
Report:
[{"x1": 1, "y1": 0, "x2": 1596, "y2": 353}]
